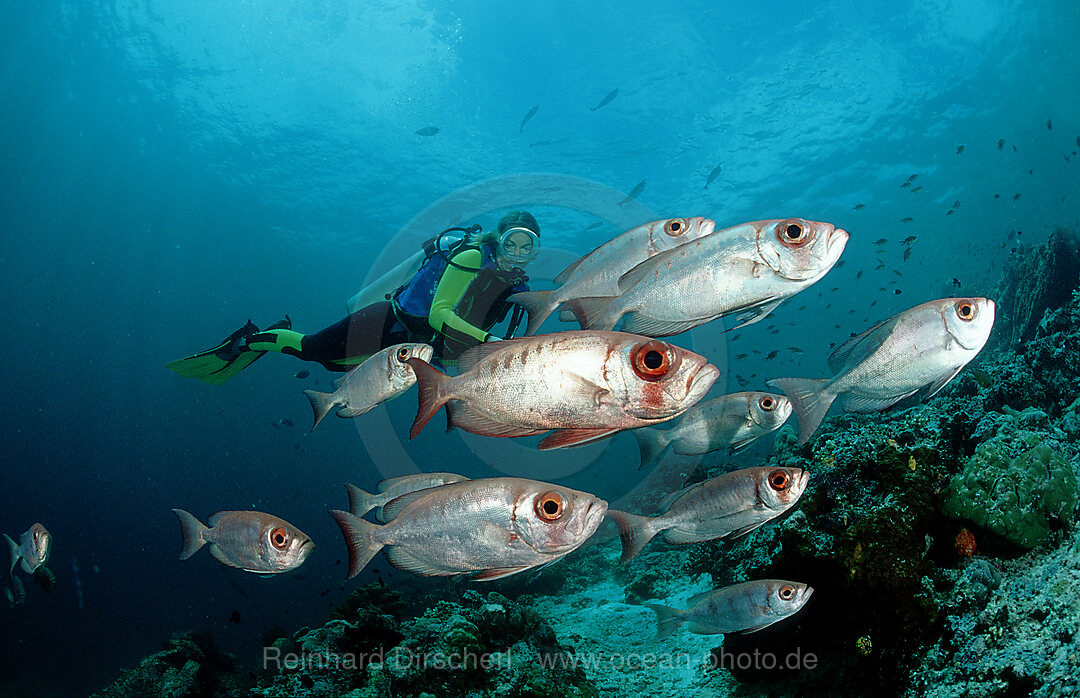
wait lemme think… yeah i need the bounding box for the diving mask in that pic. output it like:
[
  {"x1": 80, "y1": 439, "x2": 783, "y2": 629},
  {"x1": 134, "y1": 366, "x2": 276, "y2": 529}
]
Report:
[{"x1": 497, "y1": 227, "x2": 540, "y2": 265}]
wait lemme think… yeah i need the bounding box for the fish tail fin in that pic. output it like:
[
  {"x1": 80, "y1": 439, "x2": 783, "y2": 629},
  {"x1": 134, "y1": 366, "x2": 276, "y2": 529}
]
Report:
[
  {"x1": 644, "y1": 603, "x2": 686, "y2": 641},
  {"x1": 171, "y1": 509, "x2": 209, "y2": 560},
  {"x1": 632, "y1": 427, "x2": 671, "y2": 470},
  {"x1": 406, "y1": 358, "x2": 452, "y2": 439},
  {"x1": 329, "y1": 510, "x2": 383, "y2": 579},
  {"x1": 606, "y1": 510, "x2": 662, "y2": 564},
  {"x1": 303, "y1": 389, "x2": 337, "y2": 429},
  {"x1": 564, "y1": 297, "x2": 617, "y2": 330},
  {"x1": 767, "y1": 378, "x2": 835, "y2": 445},
  {"x1": 4, "y1": 534, "x2": 19, "y2": 575},
  {"x1": 508, "y1": 290, "x2": 556, "y2": 336},
  {"x1": 344, "y1": 483, "x2": 378, "y2": 517}
]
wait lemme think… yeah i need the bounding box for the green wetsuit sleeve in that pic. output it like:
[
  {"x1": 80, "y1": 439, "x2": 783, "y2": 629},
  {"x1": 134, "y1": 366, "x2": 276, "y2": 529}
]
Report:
[{"x1": 428, "y1": 248, "x2": 490, "y2": 343}]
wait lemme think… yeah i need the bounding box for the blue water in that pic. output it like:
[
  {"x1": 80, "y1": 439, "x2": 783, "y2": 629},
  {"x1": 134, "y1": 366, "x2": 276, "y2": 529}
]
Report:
[{"x1": 1, "y1": 1, "x2": 1078, "y2": 695}]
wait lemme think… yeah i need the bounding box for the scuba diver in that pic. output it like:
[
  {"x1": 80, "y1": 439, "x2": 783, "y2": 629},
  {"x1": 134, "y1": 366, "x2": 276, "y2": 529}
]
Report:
[{"x1": 167, "y1": 211, "x2": 541, "y2": 383}]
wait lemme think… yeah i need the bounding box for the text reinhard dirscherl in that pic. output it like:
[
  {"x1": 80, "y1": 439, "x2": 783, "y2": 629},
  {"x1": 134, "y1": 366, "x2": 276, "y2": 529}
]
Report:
[{"x1": 262, "y1": 646, "x2": 818, "y2": 673}]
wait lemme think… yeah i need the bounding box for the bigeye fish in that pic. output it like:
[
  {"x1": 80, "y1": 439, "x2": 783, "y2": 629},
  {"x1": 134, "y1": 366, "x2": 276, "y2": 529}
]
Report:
[
  {"x1": 345, "y1": 472, "x2": 471, "y2": 520},
  {"x1": 646, "y1": 580, "x2": 813, "y2": 640},
  {"x1": 632, "y1": 392, "x2": 792, "y2": 470},
  {"x1": 510, "y1": 217, "x2": 716, "y2": 336},
  {"x1": 769, "y1": 297, "x2": 996, "y2": 444},
  {"x1": 171, "y1": 509, "x2": 313, "y2": 575},
  {"x1": 607, "y1": 466, "x2": 809, "y2": 563},
  {"x1": 330, "y1": 477, "x2": 608, "y2": 581},
  {"x1": 5, "y1": 523, "x2": 51, "y2": 575},
  {"x1": 567, "y1": 219, "x2": 848, "y2": 336},
  {"x1": 304, "y1": 343, "x2": 433, "y2": 429},
  {"x1": 406, "y1": 330, "x2": 719, "y2": 449}
]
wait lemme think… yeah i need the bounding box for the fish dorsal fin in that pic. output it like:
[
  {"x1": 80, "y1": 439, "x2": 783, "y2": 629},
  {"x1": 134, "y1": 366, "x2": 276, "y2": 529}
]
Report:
[
  {"x1": 378, "y1": 489, "x2": 437, "y2": 523},
  {"x1": 385, "y1": 547, "x2": 459, "y2": 576},
  {"x1": 827, "y1": 318, "x2": 896, "y2": 374},
  {"x1": 685, "y1": 588, "x2": 717, "y2": 608},
  {"x1": 730, "y1": 297, "x2": 783, "y2": 330},
  {"x1": 657, "y1": 481, "x2": 707, "y2": 513},
  {"x1": 554, "y1": 256, "x2": 586, "y2": 285},
  {"x1": 456, "y1": 340, "x2": 512, "y2": 374},
  {"x1": 616, "y1": 253, "x2": 667, "y2": 293},
  {"x1": 331, "y1": 375, "x2": 348, "y2": 390},
  {"x1": 206, "y1": 512, "x2": 227, "y2": 527}
]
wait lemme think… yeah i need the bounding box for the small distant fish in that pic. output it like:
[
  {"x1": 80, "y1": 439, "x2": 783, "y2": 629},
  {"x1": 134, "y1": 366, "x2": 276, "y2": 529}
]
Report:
[
  {"x1": 901, "y1": 182, "x2": 911, "y2": 189},
  {"x1": 994, "y1": 194, "x2": 1001, "y2": 199},
  {"x1": 1013, "y1": 193, "x2": 1021, "y2": 200},
  {"x1": 952, "y1": 201, "x2": 960, "y2": 208},
  {"x1": 705, "y1": 164, "x2": 723, "y2": 190},
  {"x1": 873, "y1": 238, "x2": 888, "y2": 246},
  {"x1": 618, "y1": 179, "x2": 646, "y2": 206},
  {"x1": 769, "y1": 297, "x2": 995, "y2": 444},
  {"x1": 590, "y1": 88, "x2": 619, "y2": 111},
  {"x1": 520, "y1": 104, "x2": 539, "y2": 133},
  {"x1": 607, "y1": 466, "x2": 809, "y2": 563},
  {"x1": 903, "y1": 248, "x2": 912, "y2": 261},
  {"x1": 646, "y1": 580, "x2": 813, "y2": 639},
  {"x1": 946, "y1": 210, "x2": 954, "y2": 215},
  {"x1": 875, "y1": 262, "x2": 885, "y2": 270},
  {"x1": 304, "y1": 343, "x2": 433, "y2": 429},
  {"x1": 229, "y1": 610, "x2": 241, "y2": 624},
  {"x1": 415, "y1": 126, "x2": 440, "y2": 137},
  {"x1": 906, "y1": 174, "x2": 918, "y2": 182},
  {"x1": 788, "y1": 346, "x2": 804, "y2": 353},
  {"x1": 734, "y1": 353, "x2": 748, "y2": 360},
  {"x1": 997, "y1": 139, "x2": 1005, "y2": 150},
  {"x1": 295, "y1": 370, "x2": 310, "y2": 379},
  {"x1": 853, "y1": 203, "x2": 865, "y2": 211},
  {"x1": 952, "y1": 278, "x2": 962, "y2": 288},
  {"x1": 1076, "y1": 136, "x2": 1080, "y2": 147},
  {"x1": 835, "y1": 261, "x2": 846, "y2": 268},
  {"x1": 4, "y1": 524, "x2": 51, "y2": 576},
  {"x1": 957, "y1": 144, "x2": 965, "y2": 155},
  {"x1": 901, "y1": 217, "x2": 914, "y2": 223},
  {"x1": 345, "y1": 472, "x2": 471, "y2": 520},
  {"x1": 894, "y1": 289, "x2": 902, "y2": 295},
  {"x1": 856, "y1": 270, "x2": 864, "y2": 280},
  {"x1": 1047, "y1": 119, "x2": 1053, "y2": 131},
  {"x1": 272, "y1": 418, "x2": 294, "y2": 429},
  {"x1": 1012, "y1": 145, "x2": 1017, "y2": 152},
  {"x1": 901, "y1": 236, "x2": 917, "y2": 245},
  {"x1": 171, "y1": 509, "x2": 313, "y2": 575},
  {"x1": 911, "y1": 186, "x2": 923, "y2": 193},
  {"x1": 735, "y1": 375, "x2": 749, "y2": 386}
]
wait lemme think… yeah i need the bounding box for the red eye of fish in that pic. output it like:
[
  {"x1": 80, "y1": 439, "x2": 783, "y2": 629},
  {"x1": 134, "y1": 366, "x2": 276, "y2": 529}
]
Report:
[
  {"x1": 664, "y1": 218, "x2": 687, "y2": 236},
  {"x1": 954, "y1": 300, "x2": 977, "y2": 321},
  {"x1": 535, "y1": 491, "x2": 565, "y2": 522},
  {"x1": 269, "y1": 527, "x2": 289, "y2": 549},
  {"x1": 768, "y1": 469, "x2": 791, "y2": 491},
  {"x1": 758, "y1": 395, "x2": 776, "y2": 411},
  {"x1": 776, "y1": 218, "x2": 810, "y2": 248},
  {"x1": 779, "y1": 584, "x2": 795, "y2": 601},
  {"x1": 397, "y1": 347, "x2": 411, "y2": 361},
  {"x1": 631, "y1": 341, "x2": 675, "y2": 381}
]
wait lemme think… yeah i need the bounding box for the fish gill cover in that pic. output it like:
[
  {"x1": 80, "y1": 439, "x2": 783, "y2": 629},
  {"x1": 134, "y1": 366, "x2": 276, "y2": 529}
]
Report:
[{"x1": 1, "y1": 1, "x2": 1080, "y2": 697}]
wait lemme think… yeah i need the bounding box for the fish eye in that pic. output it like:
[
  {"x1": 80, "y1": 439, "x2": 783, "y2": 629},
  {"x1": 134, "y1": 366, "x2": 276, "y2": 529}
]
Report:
[
  {"x1": 664, "y1": 218, "x2": 687, "y2": 236},
  {"x1": 397, "y1": 347, "x2": 410, "y2": 361},
  {"x1": 779, "y1": 584, "x2": 795, "y2": 601},
  {"x1": 758, "y1": 395, "x2": 776, "y2": 411},
  {"x1": 954, "y1": 300, "x2": 977, "y2": 322},
  {"x1": 535, "y1": 491, "x2": 565, "y2": 522},
  {"x1": 269, "y1": 527, "x2": 290, "y2": 549},
  {"x1": 776, "y1": 219, "x2": 810, "y2": 247},
  {"x1": 631, "y1": 341, "x2": 675, "y2": 381},
  {"x1": 768, "y1": 469, "x2": 791, "y2": 491}
]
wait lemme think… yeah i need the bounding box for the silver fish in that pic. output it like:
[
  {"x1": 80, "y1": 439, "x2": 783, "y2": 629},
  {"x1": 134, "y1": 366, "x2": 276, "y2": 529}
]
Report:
[
  {"x1": 567, "y1": 219, "x2": 848, "y2": 336},
  {"x1": 171, "y1": 509, "x2": 313, "y2": 575},
  {"x1": 704, "y1": 163, "x2": 723, "y2": 190},
  {"x1": 509, "y1": 218, "x2": 716, "y2": 335},
  {"x1": 632, "y1": 391, "x2": 792, "y2": 470},
  {"x1": 768, "y1": 297, "x2": 996, "y2": 444},
  {"x1": 304, "y1": 343, "x2": 433, "y2": 429},
  {"x1": 415, "y1": 126, "x2": 439, "y2": 136},
  {"x1": 519, "y1": 104, "x2": 539, "y2": 132},
  {"x1": 646, "y1": 580, "x2": 813, "y2": 639},
  {"x1": 407, "y1": 331, "x2": 719, "y2": 449},
  {"x1": 330, "y1": 477, "x2": 608, "y2": 581},
  {"x1": 345, "y1": 472, "x2": 471, "y2": 521},
  {"x1": 4, "y1": 523, "x2": 51, "y2": 575},
  {"x1": 590, "y1": 88, "x2": 619, "y2": 111},
  {"x1": 607, "y1": 466, "x2": 809, "y2": 563},
  {"x1": 618, "y1": 179, "x2": 646, "y2": 206}
]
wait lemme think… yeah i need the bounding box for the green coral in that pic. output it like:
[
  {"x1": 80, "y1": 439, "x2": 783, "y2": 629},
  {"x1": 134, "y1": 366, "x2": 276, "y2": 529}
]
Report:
[{"x1": 942, "y1": 432, "x2": 1079, "y2": 548}]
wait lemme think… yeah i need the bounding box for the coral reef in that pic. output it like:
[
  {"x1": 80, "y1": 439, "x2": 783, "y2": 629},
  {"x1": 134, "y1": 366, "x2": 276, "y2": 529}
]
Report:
[
  {"x1": 994, "y1": 226, "x2": 1080, "y2": 347},
  {"x1": 93, "y1": 632, "x2": 251, "y2": 698}
]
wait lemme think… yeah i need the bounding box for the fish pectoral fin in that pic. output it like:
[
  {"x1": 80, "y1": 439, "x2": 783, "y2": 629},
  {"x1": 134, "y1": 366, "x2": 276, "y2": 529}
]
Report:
[
  {"x1": 841, "y1": 389, "x2": 919, "y2": 414},
  {"x1": 385, "y1": 547, "x2": 461, "y2": 577},
  {"x1": 729, "y1": 297, "x2": 783, "y2": 330},
  {"x1": 563, "y1": 372, "x2": 610, "y2": 408},
  {"x1": 247, "y1": 571, "x2": 279, "y2": 578},
  {"x1": 537, "y1": 427, "x2": 621, "y2": 450},
  {"x1": 472, "y1": 566, "x2": 533, "y2": 582},
  {"x1": 661, "y1": 528, "x2": 710, "y2": 544},
  {"x1": 620, "y1": 314, "x2": 704, "y2": 337},
  {"x1": 739, "y1": 622, "x2": 776, "y2": 634},
  {"x1": 207, "y1": 545, "x2": 240, "y2": 570},
  {"x1": 685, "y1": 621, "x2": 722, "y2": 635},
  {"x1": 336, "y1": 407, "x2": 371, "y2": 419},
  {"x1": 923, "y1": 366, "x2": 965, "y2": 401},
  {"x1": 726, "y1": 519, "x2": 769, "y2": 540},
  {"x1": 728, "y1": 434, "x2": 762, "y2": 454},
  {"x1": 379, "y1": 489, "x2": 438, "y2": 523}
]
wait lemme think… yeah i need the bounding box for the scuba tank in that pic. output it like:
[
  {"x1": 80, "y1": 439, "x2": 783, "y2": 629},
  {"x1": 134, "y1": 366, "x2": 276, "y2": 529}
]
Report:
[{"x1": 345, "y1": 225, "x2": 478, "y2": 314}]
